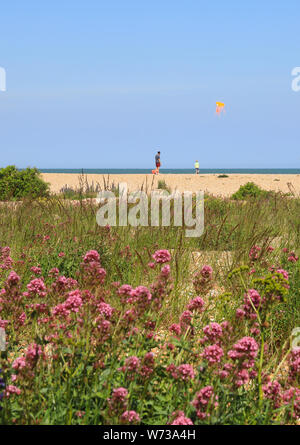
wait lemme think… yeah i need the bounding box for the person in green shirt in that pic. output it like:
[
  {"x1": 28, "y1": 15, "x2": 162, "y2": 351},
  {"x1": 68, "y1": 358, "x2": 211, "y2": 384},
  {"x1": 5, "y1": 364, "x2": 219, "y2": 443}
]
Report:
[{"x1": 195, "y1": 160, "x2": 199, "y2": 174}]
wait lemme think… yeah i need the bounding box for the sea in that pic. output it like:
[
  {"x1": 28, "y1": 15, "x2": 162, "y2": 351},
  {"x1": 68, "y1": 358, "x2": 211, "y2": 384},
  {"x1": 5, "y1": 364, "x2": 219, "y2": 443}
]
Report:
[{"x1": 39, "y1": 168, "x2": 300, "y2": 175}]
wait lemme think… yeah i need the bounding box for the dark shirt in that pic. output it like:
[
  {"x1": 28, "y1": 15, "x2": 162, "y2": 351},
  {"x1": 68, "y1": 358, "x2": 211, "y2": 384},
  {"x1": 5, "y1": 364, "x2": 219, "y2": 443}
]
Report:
[{"x1": 155, "y1": 154, "x2": 160, "y2": 162}]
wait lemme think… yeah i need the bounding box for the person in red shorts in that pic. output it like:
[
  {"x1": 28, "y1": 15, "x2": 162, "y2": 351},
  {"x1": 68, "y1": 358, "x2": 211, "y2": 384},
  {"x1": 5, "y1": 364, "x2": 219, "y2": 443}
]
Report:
[{"x1": 155, "y1": 151, "x2": 161, "y2": 174}]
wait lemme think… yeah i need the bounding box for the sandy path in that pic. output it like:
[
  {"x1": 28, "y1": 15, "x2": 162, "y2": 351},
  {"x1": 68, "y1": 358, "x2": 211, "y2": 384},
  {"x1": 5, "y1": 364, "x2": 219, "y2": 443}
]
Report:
[{"x1": 41, "y1": 173, "x2": 300, "y2": 198}]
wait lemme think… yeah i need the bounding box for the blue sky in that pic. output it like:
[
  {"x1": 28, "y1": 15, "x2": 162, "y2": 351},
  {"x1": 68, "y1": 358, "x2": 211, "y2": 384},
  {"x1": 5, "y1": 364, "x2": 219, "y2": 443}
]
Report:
[{"x1": 0, "y1": 0, "x2": 299, "y2": 169}]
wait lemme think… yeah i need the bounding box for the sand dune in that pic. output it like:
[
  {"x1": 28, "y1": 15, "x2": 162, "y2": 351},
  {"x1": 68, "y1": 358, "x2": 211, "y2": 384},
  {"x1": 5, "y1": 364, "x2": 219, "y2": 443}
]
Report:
[{"x1": 41, "y1": 173, "x2": 300, "y2": 198}]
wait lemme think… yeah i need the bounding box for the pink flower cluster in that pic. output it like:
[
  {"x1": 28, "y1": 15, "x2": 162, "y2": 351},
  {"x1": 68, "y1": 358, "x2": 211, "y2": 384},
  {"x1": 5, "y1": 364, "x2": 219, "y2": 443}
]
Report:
[
  {"x1": 193, "y1": 265, "x2": 213, "y2": 293},
  {"x1": 152, "y1": 249, "x2": 171, "y2": 264},
  {"x1": 120, "y1": 410, "x2": 140, "y2": 424},
  {"x1": 119, "y1": 352, "x2": 155, "y2": 380},
  {"x1": 170, "y1": 411, "x2": 193, "y2": 425},
  {"x1": 263, "y1": 380, "x2": 282, "y2": 408},
  {"x1": 52, "y1": 276, "x2": 78, "y2": 293},
  {"x1": 288, "y1": 348, "x2": 300, "y2": 384},
  {"x1": 236, "y1": 289, "x2": 262, "y2": 320},
  {"x1": 187, "y1": 296, "x2": 205, "y2": 312},
  {"x1": 191, "y1": 386, "x2": 218, "y2": 419},
  {"x1": 24, "y1": 278, "x2": 47, "y2": 298},
  {"x1": 249, "y1": 245, "x2": 261, "y2": 261},
  {"x1": 166, "y1": 363, "x2": 195, "y2": 381},
  {"x1": 228, "y1": 336, "x2": 258, "y2": 387},
  {"x1": 201, "y1": 344, "x2": 224, "y2": 365},
  {"x1": 52, "y1": 290, "x2": 83, "y2": 317},
  {"x1": 81, "y1": 250, "x2": 106, "y2": 286},
  {"x1": 0, "y1": 246, "x2": 13, "y2": 270},
  {"x1": 12, "y1": 343, "x2": 44, "y2": 377},
  {"x1": 108, "y1": 387, "x2": 128, "y2": 414}
]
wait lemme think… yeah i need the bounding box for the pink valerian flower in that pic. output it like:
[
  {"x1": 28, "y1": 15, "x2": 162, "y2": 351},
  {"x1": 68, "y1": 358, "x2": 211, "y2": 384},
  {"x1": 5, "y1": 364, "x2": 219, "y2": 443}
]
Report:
[
  {"x1": 193, "y1": 265, "x2": 213, "y2": 293},
  {"x1": 160, "y1": 264, "x2": 171, "y2": 277},
  {"x1": 139, "y1": 352, "x2": 155, "y2": 379},
  {"x1": 236, "y1": 308, "x2": 246, "y2": 319},
  {"x1": 287, "y1": 251, "x2": 299, "y2": 263},
  {"x1": 144, "y1": 320, "x2": 156, "y2": 330},
  {"x1": 58, "y1": 252, "x2": 65, "y2": 258},
  {"x1": 228, "y1": 337, "x2": 259, "y2": 362},
  {"x1": 167, "y1": 364, "x2": 195, "y2": 381},
  {"x1": 228, "y1": 337, "x2": 258, "y2": 385},
  {"x1": 5, "y1": 385, "x2": 21, "y2": 397},
  {"x1": 250, "y1": 322, "x2": 260, "y2": 336},
  {"x1": 127, "y1": 286, "x2": 152, "y2": 314},
  {"x1": 18, "y1": 312, "x2": 26, "y2": 326},
  {"x1": 249, "y1": 245, "x2": 261, "y2": 261},
  {"x1": 282, "y1": 387, "x2": 300, "y2": 419},
  {"x1": 96, "y1": 319, "x2": 111, "y2": 339},
  {"x1": 169, "y1": 323, "x2": 181, "y2": 337},
  {"x1": 191, "y1": 386, "x2": 218, "y2": 419},
  {"x1": 120, "y1": 410, "x2": 140, "y2": 424},
  {"x1": 6, "y1": 271, "x2": 21, "y2": 286},
  {"x1": 235, "y1": 369, "x2": 250, "y2": 387},
  {"x1": 148, "y1": 262, "x2": 155, "y2": 269},
  {"x1": 187, "y1": 296, "x2": 205, "y2": 312},
  {"x1": 118, "y1": 354, "x2": 156, "y2": 380},
  {"x1": 25, "y1": 343, "x2": 44, "y2": 365},
  {"x1": 0, "y1": 318, "x2": 9, "y2": 328},
  {"x1": 48, "y1": 267, "x2": 59, "y2": 278},
  {"x1": 201, "y1": 344, "x2": 224, "y2": 364},
  {"x1": 180, "y1": 310, "x2": 193, "y2": 326},
  {"x1": 267, "y1": 246, "x2": 274, "y2": 252},
  {"x1": 117, "y1": 284, "x2": 133, "y2": 297},
  {"x1": 242, "y1": 289, "x2": 264, "y2": 318},
  {"x1": 24, "y1": 278, "x2": 47, "y2": 298},
  {"x1": 83, "y1": 250, "x2": 100, "y2": 263},
  {"x1": 288, "y1": 348, "x2": 300, "y2": 384},
  {"x1": 12, "y1": 356, "x2": 27, "y2": 371},
  {"x1": 123, "y1": 356, "x2": 141, "y2": 372},
  {"x1": 176, "y1": 364, "x2": 196, "y2": 381},
  {"x1": 122, "y1": 309, "x2": 137, "y2": 324},
  {"x1": 52, "y1": 303, "x2": 70, "y2": 318},
  {"x1": 200, "y1": 265, "x2": 213, "y2": 279},
  {"x1": 52, "y1": 276, "x2": 78, "y2": 293},
  {"x1": 98, "y1": 302, "x2": 114, "y2": 319},
  {"x1": 276, "y1": 268, "x2": 289, "y2": 281},
  {"x1": 12, "y1": 344, "x2": 44, "y2": 373},
  {"x1": 30, "y1": 266, "x2": 42, "y2": 276},
  {"x1": 64, "y1": 290, "x2": 83, "y2": 313},
  {"x1": 108, "y1": 387, "x2": 128, "y2": 414},
  {"x1": 170, "y1": 411, "x2": 193, "y2": 425},
  {"x1": 82, "y1": 261, "x2": 107, "y2": 285},
  {"x1": 203, "y1": 322, "x2": 223, "y2": 342},
  {"x1": 152, "y1": 249, "x2": 171, "y2": 264},
  {"x1": 263, "y1": 380, "x2": 282, "y2": 408},
  {"x1": 0, "y1": 247, "x2": 13, "y2": 270}
]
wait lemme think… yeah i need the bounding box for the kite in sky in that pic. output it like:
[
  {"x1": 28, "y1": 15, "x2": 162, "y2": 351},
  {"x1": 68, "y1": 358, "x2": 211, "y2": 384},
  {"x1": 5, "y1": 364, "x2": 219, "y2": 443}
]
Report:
[{"x1": 216, "y1": 102, "x2": 225, "y2": 115}]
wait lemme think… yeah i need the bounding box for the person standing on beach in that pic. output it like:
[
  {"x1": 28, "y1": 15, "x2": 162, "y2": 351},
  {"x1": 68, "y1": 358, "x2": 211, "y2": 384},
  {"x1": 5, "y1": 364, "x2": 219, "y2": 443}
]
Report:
[
  {"x1": 155, "y1": 151, "x2": 161, "y2": 174},
  {"x1": 195, "y1": 160, "x2": 199, "y2": 174}
]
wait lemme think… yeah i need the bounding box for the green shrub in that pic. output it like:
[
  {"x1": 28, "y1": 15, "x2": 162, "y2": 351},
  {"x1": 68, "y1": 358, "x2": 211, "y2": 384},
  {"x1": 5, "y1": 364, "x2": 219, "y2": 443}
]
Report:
[
  {"x1": 218, "y1": 174, "x2": 229, "y2": 178},
  {"x1": 0, "y1": 165, "x2": 49, "y2": 200},
  {"x1": 157, "y1": 179, "x2": 170, "y2": 192},
  {"x1": 231, "y1": 182, "x2": 270, "y2": 200}
]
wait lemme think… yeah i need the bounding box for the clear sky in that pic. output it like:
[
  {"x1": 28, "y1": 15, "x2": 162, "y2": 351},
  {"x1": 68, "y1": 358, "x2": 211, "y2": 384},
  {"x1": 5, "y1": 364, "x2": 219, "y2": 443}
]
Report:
[{"x1": 0, "y1": 0, "x2": 299, "y2": 169}]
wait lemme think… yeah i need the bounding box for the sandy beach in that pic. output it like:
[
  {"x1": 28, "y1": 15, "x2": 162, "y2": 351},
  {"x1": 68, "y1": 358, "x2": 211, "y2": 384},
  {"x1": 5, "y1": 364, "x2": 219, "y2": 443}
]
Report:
[{"x1": 41, "y1": 173, "x2": 300, "y2": 198}]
